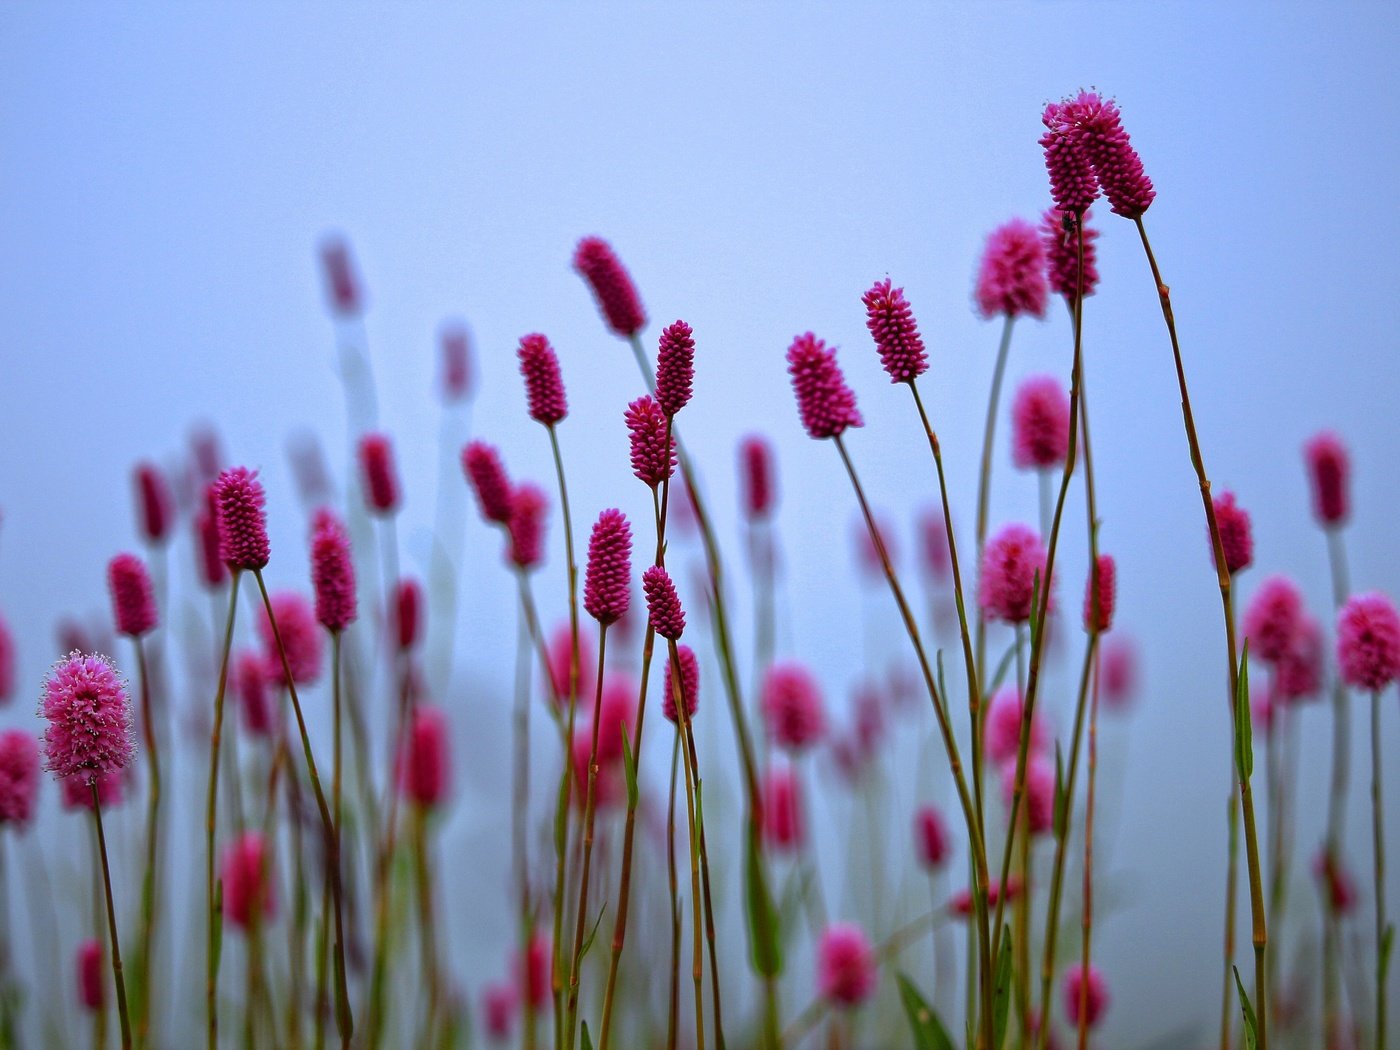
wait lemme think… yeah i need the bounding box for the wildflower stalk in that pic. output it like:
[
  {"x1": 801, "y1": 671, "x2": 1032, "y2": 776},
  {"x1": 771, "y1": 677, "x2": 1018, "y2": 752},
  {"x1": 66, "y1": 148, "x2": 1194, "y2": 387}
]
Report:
[
  {"x1": 132, "y1": 634, "x2": 160, "y2": 1050},
  {"x1": 973, "y1": 314, "x2": 1016, "y2": 733},
  {"x1": 669, "y1": 642, "x2": 707, "y2": 1050},
  {"x1": 1322, "y1": 526, "x2": 1351, "y2": 1043},
  {"x1": 314, "y1": 629, "x2": 346, "y2": 1050},
  {"x1": 512, "y1": 587, "x2": 538, "y2": 1050},
  {"x1": 411, "y1": 804, "x2": 441, "y2": 1048},
  {"x1": 667, "y1": 736, "x2": 681, "y2": 1050},
  {"x1": 1220, "y1": 792, "x2": 1240, "y2": 1050},
  {"x1": 206, "y1": 569, "x2": 243, "y2": 1050},
  {"x1": 1370, "y1": 690, "x2": 1388, "y2": 1050},
  {"x1": 1077, "y1": 655, "x2": 1102, "y2": 1050},
  {"x1": 91, "y1": 785, "x2": 133, "y2": 1050},
  {"x1": 285, "y1": 761, "x2": 309, "y2": 1050}
]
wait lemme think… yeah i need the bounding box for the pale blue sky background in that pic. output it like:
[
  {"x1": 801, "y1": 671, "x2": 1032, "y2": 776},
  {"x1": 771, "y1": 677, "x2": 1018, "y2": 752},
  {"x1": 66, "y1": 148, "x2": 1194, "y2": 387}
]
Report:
[{"x1": 3, "y1": 4, "x2": 1400, "y2": 1045}]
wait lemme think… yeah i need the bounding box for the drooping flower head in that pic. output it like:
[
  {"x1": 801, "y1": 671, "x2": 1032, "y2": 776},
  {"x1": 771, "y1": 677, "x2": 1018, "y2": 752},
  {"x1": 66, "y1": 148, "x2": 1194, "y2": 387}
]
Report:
[
  {"x1": 398, "y1": 705, "x2": 451, "y2": 810},
  {"x1": 133, "y1": 462, "x2": 173, "y2": 545},
  {"x1": 1083, "y1": 553, "x2": 1116, "y2": 633},
  {"x1": 1304, "y1": 431, "x2": 1350, "y2": 528},
  {"x1": 214, "y1": 467, "x2": 271, "y2": 571},
  {"x1": 1039, "y1": 100, "x2": 1099, "y2": 214},
  {"x1": 357, "y1": 433, "x2": 401, "y2": 515},
  {"x1": 1064, "y1": 91, "x2": 1155, "y2": 219},
  {"x1": 625, "y1": 395, "x2": 676, "y2": 488},
  {"x1": 107, "y1": 552, "x2": 157, "y2": 638},
  {"x1": 1337, "y1": 592, "x2": 1400, "y2": 692},
  {"x1": 507, "y1": 484, "x2": 549, "y2": 571},
  {"x1": 310, "y1": 510, "x2": 357, "y2": 633},
  {"x1": 974, "y1": 220, "x2": 1049, "y2": 320},
  {"x1": 643, "y1": 565, "x2": 686, "y2": 641},
  {"x1": 761, "y1": 662, "x2": 826, "y2": 752},
  {"x1": 39, "y1": 652, "x2": 135, "y2": 785},
  {"x1": 760, "y1": 766, "x2": 802, "y2": 851},
  {"x1": 234, "y1": 649, "x2": 275, "y2": 738},
  {"x1": 438, "y1": 320, "x2": 474, "y2": 404},
  {"x1": 786, "y1": 333, "x2": 863, "y2": 440},
  {"x1": 1011, "y1": 375, "x2": 1070, "y2": 470},
  {"x1": 913, "y1": 804, "x2": 951, "y2": 870},
  {"x1": 655, "y1": 320, "x2": 696, "y2": 416},
  {"x1": 1063, "y1": 962, "x2": 1110, "y2": 1028},
  {"x1": 77, "y1": 939, "x2": 104, "y2": 1011},
  {"x1": 319, "y1": 234, "x2": 362, "y2": 317},
  {"x1": 257, "y1": 592, "x2": 323, "y2": 687},
  {"x1": 1243, "y1": 576, "x2": 1304, "y2": 665},
  {"x1": 1210, "y1": 491, "x2": 1253, "y2": 576},
  {"x1": 863, "y1": 278, "x2": 929, "y2": 382},
  {"x1": 221, "y1": 830, "x2": 277, "y2": 930},
  {"x1": 517, "y1": 333, "x2": 568, "y2": 426},
  {"x1": 662, "y1": 644, "x2": 699, "y2": 724},
  {"x1": 1002, "y1": 756, "x2": 1055, "y2": 836},
  {"x1": 583, "y1": 509, "x2": 632, "y2": 625},
  {"x1": 984, "y1": 686, "x2": 1049, "y2": 767},
  {"x1": 463, "y1": 441, "x2": 514, "y2": 525},
  {"x1": 739, "y1": 435, "x2": 777, "y2": 522},
  {"x1": 979, "y1": 523, "x2": 1050, "y2": 624},
  {"x1": 573, "y1": 237, "x2": 646, "y2": 338},
  {"x1": 0, "y1": 729, "x2": 40, "y2": 829},
  {"x1": 817, "y1": 923, "x2": 877, "y2": 1008},
  {"x1": 1040, "y1": 207, "x2": 1101, "y2": 304}
]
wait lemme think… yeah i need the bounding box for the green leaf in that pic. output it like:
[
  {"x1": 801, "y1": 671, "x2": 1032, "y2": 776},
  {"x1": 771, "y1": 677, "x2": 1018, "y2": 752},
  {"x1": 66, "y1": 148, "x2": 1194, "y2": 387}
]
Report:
[
  {"x1": 895, "y1": 973, "x2": 955, "y2": 1050},
  {"x1": 992, "y1": 925, "x2": 1013, "y2": 1050},
  {"x1": 1381, "y1": 923, "x2": 1395, "y2": 984},
  {"x1": 581, "y1": 1020, "x2": 594, "y2": 1050},
  {"x1": 1232, "y1": 965, "x2": 1258, "y2": 1050},
  {"x1": 744, "y1": 824, "x2": 783, "y2": 977},
  {"x1": 1053, "y1": 742, "x2": 1068, "y2": 841},
  {"x1": 1235, "y1": 641, "x2": 1253, "y2": 781},
  {"x1": 579, "y1": 903, "x2": 607, "y2": 963},
  {"x1": 621, "y1": 727, "x2": 639, "y2": 810}
]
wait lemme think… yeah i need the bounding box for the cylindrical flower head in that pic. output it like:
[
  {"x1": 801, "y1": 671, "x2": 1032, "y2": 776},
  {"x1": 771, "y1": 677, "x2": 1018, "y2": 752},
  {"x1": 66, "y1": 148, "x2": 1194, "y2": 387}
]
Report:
[
  {"x1": 818, "y1": 923, "x2": 877, "y2": 1008},
  {"x1": 573, "y1": 236, "x2": 646, "y2": 337},
  {"x1": 583, "y1": 509, "x2": 632, "y2": 625},
  {"x1": 214, "y1": 467, "x2": 271, "y2": 571},
  {"x1": 570, "y1": 724, "x2": 623, "y2": 810},
  {"x1": 596, "y1": 673, "x2": 636, "y2": 763},
  {"x1": 546, "y1": 622, "x2": 594, "y2": 706},
  {"x1": 760, "y1": 766, "x2": 803, "y2": 851},
  {"x1": 739, "y1": 435, "x2": 777, "y2": 521},
  {"x1": 221, "y1": 831, "x2": 277, "y2": 930},
  {"x1": 439, "y1": 321, "x2": 474, "y2": 404},
  {"x1": 1242, "y1": 575, "x2": 1303, "y2": 665},
  {"x1": 517, "y1": 333, "x2": 568, "y2": 426},
  {"x1": 643, "y1": 565, "x2": 686, "y2": 641},
  {"x1": 786, "y1": 332, "x2": 863, "y2": 440},
  {"x1": 398, "y1": 705, "x2": 451, "y2": 810},
  {"x1": 310, "y1": 510, "x2": 357, "y2": 632},
  {"x1": 1304, "y1": 431, "x2": 1350, "y2": 528},
  {"x1": 1063, "y1": 962, "x2": 1109, "y2": 1028},
  {"x1": 656, "y1": 320, "x2": 696, "y2": 416},
  {"x1": 257, "y1": 592, "x2": 323, "y2": 687},
  {"x1": 1068, "y1": 91, "x2": 1155, "y2": 220},
  {"x1": 625, "y1": 395, "x2": 676, "y2": 488},
  {"x1": 1082, "y1": 553, "x2": 1116, "y2": 633},
  {"x1": 319, "y1": 235, "x2": 362, "y2": 317},
  {"x1": 235, "y1": 650, "x2": 275, "y2": 738},
  {"x1": 761, "y1": 662, "x2": 826, "y2": 752},
  {"x1": 134, "y1": 462, "x2": 173, "y2": 545},
  {"x1": 395, "y1": 578, "x2": 423, "y2": 651},
  {"x1": 1011, "y1": 375, "x2": 1071, "y2": 470},
  {"x1": 979, "y1": 523, "x2": 1050, "y2": 624},
  {"x1": 508, "y1": 484, "x2": 549, "y2": 571},
  {"x1": 519, "y1": 931, "x2": 551, "y2": 1009},
  {"x1": 1210, "y1": 491, "x2": 1253, "y2": 576},
  {"x1": 0, "y1": 614, "x2": 13, "y2": 703},
  {"x1": 1041, "y1": 207, "x2": 1101, "y2": 303},
  {"x1": 863, "y1": 278, "x2": 929, "y2": 382},
  {"x1": 357, "y1": 433, "x2": 401, "y2": 515},
  {"x1": 61, "y1": 768, "x2": 124, "y2": 811},
  {"x1": 483, "y1": 981, "x2": 517, "y2": 1042},
  {"x1": 1002, "y1": 756, "x2": 1055, "y2": 836},
  {"x1": 662, "y1": 644, "x2": 700, "y2": 724},
  {"x1": 462, "y1": 441, "x2": 515, "y2": 525},
  {"x1": 1337, "y1": 592, "x2": 1400, "y2": 692},
  {"x1": 0, "y1": 729, "x2": 40, "y2": 829},
  {"x1": 194, "y1": 495, "x2": 227, "y2": 590},
  {"x1": 1276, "y1": 615, "x2": 1323, "y2": 703},
  {"x1": 107, "y1": 552, "x2": 157, "y2": 638},
  {"x1": 914, "y1": 804, "x2": 951, "y2": 870},
  {"x1": 984, "y1": 685, "x2": 1050, "y2": 766},
  {"x1": 1040, "y1": 101, "x2": 1099, "y2": 215},
  {"x1": 39, "y1": 652, "x2": 135, "y2": 785},
  {"x1": 974, "y1": 220, "x2": 1049, "y2": 320},
  {"x1": 77, "y1": 939, "x2": 104, "y2": 1011}
]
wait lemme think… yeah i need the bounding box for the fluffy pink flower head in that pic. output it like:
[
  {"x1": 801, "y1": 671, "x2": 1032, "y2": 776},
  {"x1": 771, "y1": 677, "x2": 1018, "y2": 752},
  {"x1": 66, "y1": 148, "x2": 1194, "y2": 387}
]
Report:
[
  {"x1": 134, "y1": 462, "x2": 173, "y2": 545},
  {"x1": 975, "y1": 220, "x2": 1049, "y2": 320},
  {"x1": 1276, "y1": 615, "x2": 1323, "y2": 703},
  {"x1": 1040, "y1": 101, "x2": 1099, "y2": 214},
  {"x1": 394, "y1": 578, "x2": 423, "y2": 651},
  {"x1": 39, "y1": 652, "x2": 134, "y2": 785},
  {"x1": 507, "y1": 483, "x2": 549, "y2": 571},
  {"x1": 863, "y1": 278, "x2": 929, "y2": 382},
  {"x1": 61, "y1": 768, "x2": 124, "y2": 810},
  {"x1": 662, "y1": 644, "x2": 699, "y2": 724},
  {"x1": 656, "y1": 319, "x2": 696, "y2": 416},
  {"x1": 1304, "y1": 431, "x2": 1350, "y2": 528},
  {"x1": 573, "y1": 237, "x2": 646, "y2": 337},
  {"x1": 786, "y1": 333, "x2": 863, "y2": 440},
  {"x1": 235, "y1": 649, "x2": 275, "y2": 738},
  {"x1": 0, "y1": 730, "x2": 40, "y2": 829},
  {"x1": 258, "y1": 592, "x2": 323, "y2": 687},
  {"x1": 625, "y1": 395, "x2": 676, "y2": 488},
  {"x1": 985, "y1": 686, "x2": 1049, "y2": 767},
  {"x1": 1003, "y1": 756, "x2": 1055, "y2": 836},
  {"x1": 1243, "y1": 576, "x2": 1303, "y2": 665},
  {"x1": 357, "y1": 433, "x2": 401, "y2": 515},
  {"x1": 1041, "y1": 207, "x2": 1101, "y2": 304},
  {"x1": 1065, "y1": 91, "x2": 1155, "y2": 219},
  {"x1": 517, "y1": 333, "x2": 568, "y2": 426},
  {"x1": 1210, "y1": 491, "x2": 1253, "y2": 576},
  {"x1": 1101, "y1": 635, "x2": 1138, "y2": 710},
  {"x1": 319, "y1": 235, "x2": 363, "y2": 316},
  {"x1": 818, "y1": 923, "x2": 877, "y2": 1008},
  {"x1": 1337, "y1": 592, "x2": 1400, "y2": 692},
  {"x1": 739, "y1": 435, "x2": 777, "y2": 522},
  {"x1": 398, "y1": 705, "x2": 451, "y2": 810},
  {"x1": 194, "y1": 492, "x2": 226, "y2": 590},
  {"x1": 1083, "y1": 553, "x2": 1116, "y2": 633},
  {"x1": 0, "y1": 614, "x2": 13, "y2": 703},
  {"x1": 107, "y1": 552, "x2": 157, "y2": 637},
  {"x1": 643, "y1": 565, "x2": 686, "y2": 641},
  {"x1": 914, "y1": 804, "x2": 951, "y2": 870},
  {"x1": 979, "y1": 523, "x2": 1049, "y2": 624},
  {"x1": 518, "y1": 931, "x2": 551, "y2": 1009},
  {"x1": 463, "y1": 441, "x2": 514, "y2": 526},
  {"x1": 77, "y1": 939, "x2": 104, "y2": 1011},
  {"x1": 596, "y1": 673, "x2": 636, "y2": 763},
  {"x1": 760, "y1": 766, "x2": 803, "y2": 851},
  {"x1": 214, "y1": 467, "x2": 271, "y2": 571},
  {"x1": 482, "y1": 981, "x2": 517, "y2": 1042},
  {"x1": 1011, "y1": 375, "x2": 1070, "y2": 470},
  {"x1": 310, "y1": 510, "x2": 357, "y2": 633},
  {"x1": 439, "y1": 321, "x2": 474, "y2": 404},
  {"x1": 583, "y1": 509, "x2": 632, "y2": 625},
  {"x1": 761, "y1": 662, "x2": 826, "y2": 752},
  {"x1": 221, "y1": 830, "x2": 276, "y2": 930},
  {"x1": 1063, "y1": 962, "x2": 1109, "y2": 1028},
  {"x1": 546, "y1": 622, "x2": 594, "y2": 707}
]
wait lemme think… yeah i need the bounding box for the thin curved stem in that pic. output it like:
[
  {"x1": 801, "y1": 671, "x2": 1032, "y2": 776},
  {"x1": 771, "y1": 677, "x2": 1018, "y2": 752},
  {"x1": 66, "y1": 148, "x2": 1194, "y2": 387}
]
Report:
[
  {"x1": 92, "y1": 790, "x2": 133, "y2": 1049},
  {"x1": 205, "y1": 570, "x2": 242, "y2": 1050},
  {"x1": 133, "y1": 634, "x2": 160, "y2": 1049}
]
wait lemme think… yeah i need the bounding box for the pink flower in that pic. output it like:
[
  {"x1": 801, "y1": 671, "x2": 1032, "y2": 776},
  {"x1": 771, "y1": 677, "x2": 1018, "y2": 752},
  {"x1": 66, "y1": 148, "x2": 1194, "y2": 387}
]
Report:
[
  {"x1": 546, "y1": 623, "x2": 593, "y2": 707},
  {"x1": 61, "y1": 768, "x2": 124, "y2": 811},
  {"x1": 571, "y1": 725, "x2": 623, "y2": 810},
  {"x1": 319, "y1": 235, "x2": 363, "y2": 316},
  {"x1": 517, "y1": 333, "x2": 568, "y2": 426},
  {"x1": 625, "y1": 396, "x2": 675, "y2": 488},
  {"x1": 1304, "y1": 431, "x2": 1350, "y2": 528},
  {"x1": 357, "y1": 433, "x2": 401, "y2": 515},
  {"x1": 662, "y1": 644, "x2": 699, "y2": 724},
  {"x1": 596, "y1": 673, "x2": 636, "y2": 763},
  {"x1": 0, "y1": 613, "x2": 13, "y2": 703},
  {"x1": 507, "y1": 484, "x2": 549, "y2": 571},
  {"x1": 1243, "y1": 576, "x2": 1303, "y2": 665},
  {"x1": 1063, "y1": 962, "x2": 1109, "y2": 1028},
  {"x1": 190, "y1": 426, "x2": 224, "y2": 482},
  {"x1": 1040, "y1": 101, "x2": 1099, "y2": 215},
  {"x1": 979, "y1": 523, "x2": 1049, "y2": 624},
  {"x1": 913, "y1": 804, "x2": 951, "y2": 870},
  {"x1": 817, "y1": 923, "x2": 877, "y2": 1007},
  {"x1": 214, "y1": 467, "x2": 271, "y2": 572},
  {"x1": 39, "y1": 652, "x2": 134, "y2": 785},
  {"x1": 1011, "y1": 375, "x2": 1070, "y2": 470},
  {"x1": 1276, "y1": 615, "x2": 1323, "y2": 703},
  {"x1": 193, "y1": 491, "x2": 226, "y2": 590},
  {"x1": 438, "y1": 321, "x2": 474, "y2": 404},
  {"x1": 517, "y1": 931, "x2": 551, "y2": 1009},
  {"x1": 863, "y1": 278, "x2": 929, "y2": 382},
  {"x1": 395, "y1": 578, "x2": 423, "y2": 651},
  {"x1": 1337, "y1": 592, "x2": 1400, "y2": 691},
  {"x1": 1315, "y1": 849, "x2": 1358, "y2": 915},
  {"x1": 655, "y1": 320, "x2": 696, "y2": 416},
  {"x1": 133, "y1": 462, "x2": 173, "y2": 545},
  {"x1": 482, "y1": 980, "x2": 517, "y2": 1042},
  {"x1": 761, "y1": 662, "x2": 826, "y2": 753},
  {"x1": 77, "y1": 938, "x2": 104, "y2": 1011},
  {"x1": 1041, "y1": 207, "x2": 1101, "y2": 304},
  {"x1": 1002, "y1": 756, "x2": 1055, "y2": 836},
  {"x1": 107, "y1": 552, "x2": 157, "y2": 638},
  {"x1": 573, "y1": 237, "x2": 646, "y2": 337},
  {"x1": 258, "y1": 592, "x2": 323, "y2": 687},
  {"x1": 1101, "y1": 635, "x2": 1139, "y2": 710},
  {"x1": 310, "y1": 510, "x2": 357, "y2": 633},
  {"x1": 786, "y1": 333, "x2": 863, "y2": 441},
  {"x1": 234, "y1": 650, "x2": 275, "y2": 738},
  {"x1": 1250, "y1": 684, "x2": 1275, "y2": 735},
  {"x1": 974, "y1": 219, "x2": 1049, "y2": 320},
  {"x1": 643, "y1": 565, "x2": 686, "y2": 641},
  {"x1": 1211, "y1": 491, "x2": 1253, "y2": 576},
  {"x1": 760, "y1": 766, "x2": 803, "y2": 851},
  {"x1": 0, "y1": 730, "x2": 40, "y2": 829},
  {"x1": 1066, "y1": 91, "x2": 1155, "y2": 220},
  {"x1": 739, "y1": 435, "x2": 776, "y2": 522},
  {"x1": 221, "y1": 831, "x2": 276, "y2": 930},
  {"x1": 398, "y1": 706, "x2": 451, "y2": 810},
  {"x1": 985, "y1": 686, "x2": 1048, "y2": 767},
  {"x1": 462, "y1": 442, "x2": 514, "y2": 525},
  {"x1": 583, "y1": 510, "x2": 632, "y2": 626},
  {"x1": 1083, "y1": 553, "x2": 1116, "y2": 634}
]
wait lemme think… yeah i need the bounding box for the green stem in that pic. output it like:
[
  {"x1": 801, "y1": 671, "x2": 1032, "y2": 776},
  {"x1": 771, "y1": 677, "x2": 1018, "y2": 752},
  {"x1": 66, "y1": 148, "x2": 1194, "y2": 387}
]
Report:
[
  {"x1": 1371, "y1": 691, "x2": 1388, "y2": 1050},
  {"x1": 92, "y1": 788, "x2": 133, "y2": 1050},
  {"x1": 206, "y1": 571, "x2": 242, "y2": 1050},
  {"x1": 133, "y1": 634, "x2": 160, "y2": 1050}
]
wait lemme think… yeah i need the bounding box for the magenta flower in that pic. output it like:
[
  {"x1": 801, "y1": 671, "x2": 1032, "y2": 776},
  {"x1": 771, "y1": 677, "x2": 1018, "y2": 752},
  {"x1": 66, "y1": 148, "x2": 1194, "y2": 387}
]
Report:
[
  {"x1": 1304, "y1": 431, "x2": 1350, "y2": 528},
  {"x1": 517, "y1": 333, "x2": 568, "y2": 426},
  {"x1": 39, "y1": 652, "x2": 134, "y2": 785},
  {"x1": 194, "y1": 492, "x2": 226, "y2": 590},
  {"x1": 518, "y1": 931, "x2": 551, "y2": 1010},
  {"x1": 979, "y1": 523, "x2": 1050, "y2": 624},
  {"x1": 107, "y1": 552, "x2": 157, "y2": 638},
  {"x1": 643, "y1": 565, "x2": 686, "y2": 641},
  {"x1": 1041, "y1": 207, "x2": 1101, "y2": 304},
  {"x1": 319, "y1": 234, "x2": 362, "y2": 317},
  {"x1": 1040, "y1": 101, "x2": 1099, "y2": 214},
  {"x1": 739, "y1": 435, "x2": 777, "y2": 522},
  {"x1": 507, "y1": 483, "x2": 549, "y2": 571},
  {"x1": 817, "y1": 923, "x2": 877, "y2": 1008},
  {"x1": 395, "y1": 578, "x2": 423, "y2": 652},
  {"x1": 760, "y1": 766, "x2": 802, "y2": 851},
  {"x1": 984, "y1": 686, "x2": 1049, "y2": 767},
  {"x1": 1082, "y1": 553, "x2": 1116, "y2": 634},
  {"x1": 596, "y1": 673, "x2": 636, "y2": 763},
  {"x1": 438, "y1": 321, "x2": 474, "y2": 404},
  {"x1": 61, "y1": 769, "x2": 124, "y2": 811},
  {"x1": 357, "y1": 433, "x2": 401, "y2": 516},
  {"x1": 257, "y1": 592, "x2": 323, "y2": 687},
  {"x1": 1337, "y1": 592, "x2": 1400, "y2": 692},
  {"x1": 1275, "y1": 615, "x2": 1323, "y2": 703},
  {"x1": 483, "y1": 981, "x2": 517, "y2": 1042},
  {"x1": 463, "y1": 441, "x2": 515, "y2": 525},
  {"x1": 133, "y1": 462, "x2": 172, "y2": 545},
  {"x1": 221, "y1": 831, "x2": 276, "y2": 930},
  {"x1": 573, "y1": 236, "x2": 646, "y2": 338},
  {"x1": 77, "y1": 939, "x2": 104, "y2": 1011},
  {"x1": 234, "y1": 650, "x2": 274, "y2": 738},
  {"x1": 546, "y1": 622, "x2": 594, "y2": 707},
  {"x1": 0, "y1": 729, "x2": 40, "y2": 829},
  {"x1": 787, "y1": 332, "x2": 863, "y2": 441},
  {"x1": 214, "y1": 467, "x2": 271, "y2": 572},
  {"x1": 625, "y1": 395, "x2": 676, "y2": 488},
  {"x1": 1065, "y1": 91, "x2": 1155, "y2": 220},
  {"x1": 761, "y1": 662, "x2": 826, "y2": 753},
  {"x1": 1002, "y1": 756, "x2": 1055, "y2": 836},
  {"x1": 863, "y1": 278, "x2": 929, "y2": 382},
  {"x1": 1063, "y1": 962, "x2": 1109, "y2": 1027},
  {"x1": 0, "y1": 613, "x2": 13, "y2": 703},
  {"x1": 662, "y1": 644, "x2": 699, "y2": 724},
  {"x1": 1011, "y1": 375, "x2": 1070, "y2": 470},
  {"x1": 583, "y1": 509, "x2": 632, "y2": 625},
  {"x1": 1242, "y1": 576, "x2": 1304, "y2": 665},
  {"x1": 398, "y1": 705, "x2": 451, "y2": 810},
  {"x1": 570, "y1": 725, "x2": 623, "y2": 810},
  {"x1": 1211, "y1": 491, "x2": 1253, "y2": 576},
  {"x1": 951, "y1": 877, "x2": 1022, "y2": 918},
  {"x1": 974, "y1": 220, "x2": 1049, "y2": 320},
  {"x1": 655, "y1": 319, "x2": 696, "y2": 416},
  {"x1": 310, "y1": 509, "x2": 357, "y2": 633},
  {"x1": 913, "y1": 804, "x2": 951, "y2": 870},
  {"x1": 1315, "y1": 849, "x2": 1359, "y2": 915}
]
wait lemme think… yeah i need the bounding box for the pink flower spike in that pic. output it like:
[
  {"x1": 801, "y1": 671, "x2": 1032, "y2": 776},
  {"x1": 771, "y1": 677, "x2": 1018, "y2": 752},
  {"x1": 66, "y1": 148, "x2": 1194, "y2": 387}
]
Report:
[
  {"x1": 107, "y1": 552, "x2": 157, "y2": 638},
  {"x1": 1337, "y1": 592, "x2": 1400, "y2": 692},
  {"x1": 656, "y1": 320, "x2": 696, "y2": 416},
  {"x1": 319, "y1": 235, "x2": 363, "y2": 317},
  {"x1": 546, "y1": 622, "x2": 594, "y2": 707},
  {"x1": 39, "y1": 652, "x2": 135, "y2": 785},
  {"x1": 214, "y1": 467, "x2": 271, "y2": 572},
  {"x1": 739, "y1": 435, "x2": 777, "y2": 522},
  {"x1": 507, "y1": 484, "x2": 549, "y2": 571},
  {"x1": 258, "y1": 592, "x2": 323, "y2": 687},
  {"x1": 310, "y1": 510, "x2": 357, "y2": 633},
  {"x1": 1276, "y1": 615, "x2": 1323, "y2": 703},
  {"x1": 761, "y1": 662, "x2": 826, "y2": 753},
  {"x1": 979, "y1": 523, "x2": 1050, "y2": 624},
  {"x1": 570, "y1": 725, "x2": 623, "y2": 810},
  {"x1": 1083, "y1": 553, "x2": 1116, "y2": 634},
  {"x1": 357, "y1": 433, "x2": 401, "y2": 516},
  {"x1": 817, "y1": 923, "x2": 877, "y2": 1008},
  {"x1": 625, "y1": 396, "x2": 675, "y2": 489},
  {"x1": 234, "y1": 650, "x2": 274, "y2": 738},
  {"x1": 1041, "y1": 207, "x2": 1101, "y2": 304},
  {"x1": 398, "y1": 705, "x2": 451, "y2": 810},
  {"x1": 573, "y1": 236, "x2": 646, "y2": 337},
  {"x1": 1063, "y1": 962, "x2": 1109, "y2": 1028},
  {"x1": 220, "y1": 830, "x2": 276, "y2": 930},
  {"x1": 439, "y1": 321, "x2": 474, "y2": 404},
  {"x1": 1039, "y1": 101, "x2": 1099, "y2": 215},
  {"x1": 760, "y1": 766, "x2": 803, "y2": 851},
  {"x1": 863, "y1": 278, "x2": 929, "y2": 382},
  {"x1": 786, "y1": 332, "x2": 863, "y2": 441},
  {"x1": 596, "y1": 673, "x2": 636, "y2": 763},
  {"x1": 1243, "y1": 576, "x2": 1304, "y2": 665},
  {"x1": 914, "y1": 804, "x2": 951, "y2": 870},
  {"x1": 1011, "y1": 375, "x2": 1070, "y2": 471},
  {"x1": 462, "y1": 442, "x2": 514, "y2": 525},
  {"x1": 662, "y1": 644, "x2": 699, "y2": 724},
  {"x1": 1101, "y1": 635, "x2": 1139, "y2": 710},
  {"x1": 483, "y1": 981, "x2": 517, "y2": 1042},
  {"x1": 519, "y1": 931, "x2": 551, "y2": 1009},
  {"x1": 517, "y1": 333, "x2": 569, "y2": 426},
  {"x1": 133, "y1": 462, "x2": 173, "y2": 545},
  {"x1": 974, "y1": 220, "x2": 1049, "y2": 320},
  {"x1": 0, "y1": 729, "x2": 40, "y2": 829},
  {"x1": 194, "y1": 492, "x2": 226, "y2": 590},
  {"x1": 77, "y1": 939, "x2": 104, "y2": 1011},
  {"x1": 1304, "y1": 431, "x2": 1350, "y2": 528},
  {"x1": 985, "y1": 686, "x2": 1049, "y2": 767},
  {"x1": 1002, "y1": 756, "x2": 1055, "y2": 836},
  {"x1": 1210, "y1": 491, "x2": 1253, "y2": 576},
  {"x1": 395, "y1": 578, "x2": 423, "y2": 652},
  {"x1": 1069, "y1": 91, "x2": 1155, "y2": 220},
  {"x1": 0, "y1": 614, "x2": 13, "y2": 703},
  {"x1": 643, "y1": 565, "x2": 686, "y2": 641},
  {"x1": 583, "y1": 509, "x2": 632, "y2": 625}
]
